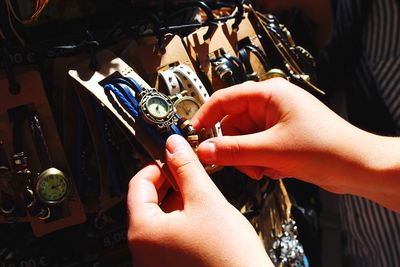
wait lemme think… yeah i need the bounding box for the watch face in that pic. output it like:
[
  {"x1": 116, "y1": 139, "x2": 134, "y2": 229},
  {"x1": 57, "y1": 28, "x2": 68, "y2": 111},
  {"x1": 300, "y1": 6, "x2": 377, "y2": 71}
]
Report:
[
  {"x1": 140, "y1": 89, "x2": 176, "y2": 131},
  {"x1": 145, "y1": 96, "x2": 171, "y2": 119},
  {"x1": 36, "y1": 168, "x2": 70, "y2": 204},
  {"x1": 174, "y1": 97, "x2": 201, "y2": 120}
]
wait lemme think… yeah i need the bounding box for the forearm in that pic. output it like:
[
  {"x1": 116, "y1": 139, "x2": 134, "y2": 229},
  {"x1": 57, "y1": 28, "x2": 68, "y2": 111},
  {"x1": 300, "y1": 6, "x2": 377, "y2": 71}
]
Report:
[
  {"x1": 325, "y1": 125, "x2": 400, "y2": 211},
  {"x1": 356, "y1": 133, "x2": 400, "y2": 211}
]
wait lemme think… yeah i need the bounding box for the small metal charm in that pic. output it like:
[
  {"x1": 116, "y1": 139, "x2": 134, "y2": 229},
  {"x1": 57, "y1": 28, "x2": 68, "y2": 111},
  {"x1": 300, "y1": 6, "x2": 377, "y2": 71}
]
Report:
[
  {"x1": 177, "y1": 118, "x2": 199, "y2": 148},
  {"x1": 268, "y1": 219, "x2": 307, "y2": 267}
]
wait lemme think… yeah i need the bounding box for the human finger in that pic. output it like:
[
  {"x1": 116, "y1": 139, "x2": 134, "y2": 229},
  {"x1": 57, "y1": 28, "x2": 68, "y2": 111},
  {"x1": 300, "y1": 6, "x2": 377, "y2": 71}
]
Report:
[
  {"x1": 220, "y1": 114, "x2": 261, "y2": 136},
  {"x1": 127, "y1": 164, "x2": 164, "y2": 226},
  {"x1": 235, "y1": 166, "x2": 266, "y2": 180},
  {"x1": 165, "y1": 135, "x2": 221, "y2": 203},
  {"x1": 197, "y1": 128, "x2": 280, "y2": 166},
  {"x1": 191, "y1": 81, "x2": 272, "y2": 130}
]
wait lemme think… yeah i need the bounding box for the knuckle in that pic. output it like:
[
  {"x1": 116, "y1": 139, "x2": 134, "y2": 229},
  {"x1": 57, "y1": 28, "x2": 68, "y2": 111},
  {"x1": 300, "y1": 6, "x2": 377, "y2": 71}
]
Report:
[
  {"x1": 169, "y1": 150, "x2": 197, "y2": 175},
  {"x1": 212, "y1": 89, "x2": 225, "y2": 103},
  {"x1": 222, "y1": 137, "x2": 241, "y2": 162}
]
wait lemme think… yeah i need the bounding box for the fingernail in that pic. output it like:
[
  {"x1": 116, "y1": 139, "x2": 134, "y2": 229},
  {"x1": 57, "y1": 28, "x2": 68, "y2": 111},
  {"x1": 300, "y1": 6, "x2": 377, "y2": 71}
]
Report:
[
  {"x1": 198, "y1": 141, "x2": 216, "y2": 163},
  {"x1": 166, "y1": 135, "x2": 189, "y2": 155},
  {"x1": 190, "y1": 117, "x2": 201, "y2": 130}
]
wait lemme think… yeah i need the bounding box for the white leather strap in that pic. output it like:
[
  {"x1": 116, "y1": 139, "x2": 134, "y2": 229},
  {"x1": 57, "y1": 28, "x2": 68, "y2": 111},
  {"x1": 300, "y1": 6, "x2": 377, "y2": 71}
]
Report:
[
  {"x1": 164, "y1": 64, "x2": 222, "y2": 137},
  {"x1": 172, "y1": 64, "x2": 210, "y2": 104},
  {"x1": 159, "y1": 68, "x2": 181, "y2": 95}
]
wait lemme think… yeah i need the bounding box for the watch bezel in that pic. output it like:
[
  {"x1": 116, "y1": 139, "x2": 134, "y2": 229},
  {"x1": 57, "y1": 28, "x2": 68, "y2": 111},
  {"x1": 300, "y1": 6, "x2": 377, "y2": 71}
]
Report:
[{"x1": 35, "y1": 167, "x2": 71, "y2": 205}]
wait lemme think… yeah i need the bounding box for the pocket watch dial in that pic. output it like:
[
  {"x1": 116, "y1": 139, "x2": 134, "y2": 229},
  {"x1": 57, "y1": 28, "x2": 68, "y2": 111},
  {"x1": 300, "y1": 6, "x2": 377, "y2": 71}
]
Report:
[
  {"x1": 146, "y1": 96, "x2": 170, "y2": 119},
  {"x1": 175, "y1": 98, "x2": 201, "y2": 119},
  {"x1": 36, "y1": 168, "x2": 70, "y2": 204}
]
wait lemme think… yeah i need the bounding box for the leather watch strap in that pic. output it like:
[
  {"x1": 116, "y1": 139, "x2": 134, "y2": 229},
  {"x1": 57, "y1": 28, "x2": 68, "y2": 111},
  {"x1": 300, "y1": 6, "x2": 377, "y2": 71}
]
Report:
[
  {"x1": 159, "y1": 68, "x2": 181, "y2": 95},
  {"x1": 172, "y1": 64, "x2": 210, "y2": 104},
  {"x1": 238, "y1": 43, "x2": 270, "y2": 81},
  {"x1": 238, "y1": 47, "x2": 258, "y2": 81}
]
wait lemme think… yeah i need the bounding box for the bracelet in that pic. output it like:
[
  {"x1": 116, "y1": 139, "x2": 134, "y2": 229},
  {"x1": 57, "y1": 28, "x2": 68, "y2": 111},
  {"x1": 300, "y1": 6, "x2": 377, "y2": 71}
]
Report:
[
  {"x1": 103, "y1": 77, "x2": 182, "y2": 148},
  {"x1": 211, "y1": 52, "x2": 247, "y2": 85},
  {"x1": 171, "y1": 64, "x2": 210, "y2": 104},
  {"x1": 159, "y1": 68, "x2": 181, "y2": 95}
]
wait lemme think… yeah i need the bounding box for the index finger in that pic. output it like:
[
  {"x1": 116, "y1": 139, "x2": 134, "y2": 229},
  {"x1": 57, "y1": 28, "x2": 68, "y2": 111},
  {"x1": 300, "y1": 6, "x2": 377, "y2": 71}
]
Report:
[
  {"x1": 127, "y1": 164, "x2": 165, "y2": 226},
  {"x1": 191, "y1": 81, "x2": 272, "y2": 130}
]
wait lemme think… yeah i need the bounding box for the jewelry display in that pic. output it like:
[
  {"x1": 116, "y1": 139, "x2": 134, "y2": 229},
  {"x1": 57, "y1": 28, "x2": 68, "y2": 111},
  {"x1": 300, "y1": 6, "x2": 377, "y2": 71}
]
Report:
[
  {"x1": 170, "y1": 91, "x2": 201, "y2": 120},
  {"x1": 0, "y1": 1, "x2": 322, "y2": 265},
  {"x1": 103, "y1": 77, "x2": 181, "y2": 142},
  {"x1": 159, "y1": 63, "x2": 222, "y2": 139}
]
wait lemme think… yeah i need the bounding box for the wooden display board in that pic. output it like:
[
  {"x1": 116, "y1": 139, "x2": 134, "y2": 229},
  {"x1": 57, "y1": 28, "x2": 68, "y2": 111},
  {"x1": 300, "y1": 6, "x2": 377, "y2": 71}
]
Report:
[
  {"x1": 184, "y1": 24, "x2": 236, "y2": 91},
  {"x1": 121, "y1": 35, "x2": 196, "y2": 90},
  {"x1": 68, "y1": 50, "x2": 178, "y2": 190},
  {"x1": 0, "y1": 68, "x2": 86, "y2": 237},
  {"x1": 222, "y1": 12, "x2": 269, "y2": 80},
  {"x1": 184, "y1": 13, "x2": 268, "y2": 90}
]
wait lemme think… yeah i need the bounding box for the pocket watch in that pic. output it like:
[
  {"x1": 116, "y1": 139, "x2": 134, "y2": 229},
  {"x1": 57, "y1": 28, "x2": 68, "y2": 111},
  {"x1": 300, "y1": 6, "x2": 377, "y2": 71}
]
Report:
[
  {"x1": 170, "y1": 91, "x2": 201, "y2": 120},
  {"x1": 34, "y1": 168, "x2": 70, "y2": 205}
]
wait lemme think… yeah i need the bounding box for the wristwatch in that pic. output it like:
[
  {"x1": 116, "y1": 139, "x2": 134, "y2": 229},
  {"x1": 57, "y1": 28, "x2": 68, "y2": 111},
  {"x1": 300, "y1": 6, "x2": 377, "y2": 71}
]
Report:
[
  {"x1": 159, "y1": 68, "x2": 181, "y2": 95},
  {"x1": 170, "y1": 91, "x2": 201, "y2": 120},
  {"x1": 139, "y1": 88, "x2": 178, "y2": 132},
  {"x1": 159, "y1": 65, "x2": 222, "y2": 137},
  {"x1": 105, "y1": 77, "x2": 181, "y2": 136},
  {"x1": 171, "y1": 64, "x2": 210, "y2": 104}
]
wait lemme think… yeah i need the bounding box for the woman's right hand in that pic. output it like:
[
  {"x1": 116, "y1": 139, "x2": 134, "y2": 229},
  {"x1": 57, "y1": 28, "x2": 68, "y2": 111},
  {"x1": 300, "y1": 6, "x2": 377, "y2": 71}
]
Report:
[{"x1": 192, "y1": 78, "x2": 399, "y2": 206}]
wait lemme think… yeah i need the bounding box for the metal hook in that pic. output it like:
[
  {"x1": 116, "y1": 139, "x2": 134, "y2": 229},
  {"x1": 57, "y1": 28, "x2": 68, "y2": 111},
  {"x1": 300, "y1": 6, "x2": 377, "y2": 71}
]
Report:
[
  {"x1": 231, "y1": 0, "x2": 244, "y2": 31},
  {"x1": 84, "y1": 31, "x2": 100, "y2": 71},
  {"x1": 195, "y1": 1, "x2": 218, "y2": 40}
]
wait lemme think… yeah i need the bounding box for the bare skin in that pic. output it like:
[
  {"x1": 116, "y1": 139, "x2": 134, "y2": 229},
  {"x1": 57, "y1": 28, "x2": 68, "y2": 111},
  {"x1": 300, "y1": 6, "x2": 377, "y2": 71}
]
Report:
[
  {"x1": 127, "y1": 135, "x2": 273, "y2": 267},
  {"x1": 127, "y1": 78, "x2": 400, "y2": 266},
  {"x1": 192, "y1": 78, "x2": 400, "y2": 212}
]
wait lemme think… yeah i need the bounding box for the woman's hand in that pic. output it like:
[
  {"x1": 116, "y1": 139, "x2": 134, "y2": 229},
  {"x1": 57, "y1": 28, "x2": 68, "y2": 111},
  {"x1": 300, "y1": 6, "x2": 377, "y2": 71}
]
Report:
[
  {"x1": 127, "y1": 135, "x2": 273, "y2": 267},
  {"x1": 192, "y1": 78, "x2": 400, "y2": 211}
]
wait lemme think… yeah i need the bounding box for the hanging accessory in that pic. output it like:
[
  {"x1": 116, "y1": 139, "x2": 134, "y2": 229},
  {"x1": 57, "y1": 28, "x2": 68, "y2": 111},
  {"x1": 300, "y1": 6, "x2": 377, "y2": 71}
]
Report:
[
  {"x1": 237, "y1": 42, "x2": 270, "y2": 81},
  {"x1": 159, "y1": 64, "x2": 222, "y2": 137},
  {"x1": 170, "y1": 91, "x2": 201, "y2": 120},
  {"x1": 102, "y1": 77, "x2": 190, "y2": 149},
  {"x1": 0, "y1": 141, "x2": 15, "y2": 216},
  {"x1": 28, "y1": 112, "x2": 71, "y2": 206},
  {"x1": 211, "y1": 49, "x2": 247, "y2": 85},
  {"x1": 252, "y1": 11, "x2": 324, "y2": 96},
  {"x1": 12, "y1": 152, "x2": 50, "y2": 220}
]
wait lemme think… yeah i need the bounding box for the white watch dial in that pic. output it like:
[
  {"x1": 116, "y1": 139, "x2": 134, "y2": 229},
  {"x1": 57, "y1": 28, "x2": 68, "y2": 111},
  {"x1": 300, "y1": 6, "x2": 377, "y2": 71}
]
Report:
[{"x1": 146, "y1": 96, "x2": 170, "y2": 119}]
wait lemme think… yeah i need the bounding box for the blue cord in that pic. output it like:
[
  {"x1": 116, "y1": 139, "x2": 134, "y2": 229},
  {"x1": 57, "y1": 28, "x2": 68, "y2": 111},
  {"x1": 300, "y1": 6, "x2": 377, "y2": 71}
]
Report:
[
  {"x1": 73, "y1": 95, "x2": 85, "y2": 196},
  {"x1": 112, "y1": 77, "x2": 182, "y2": 137},
  {"x1": 93, "y1": 101, "x2": 122, "y2": 196},
  {"x1": 103, "y1": 78, "x2": 181, "y2": 148}
]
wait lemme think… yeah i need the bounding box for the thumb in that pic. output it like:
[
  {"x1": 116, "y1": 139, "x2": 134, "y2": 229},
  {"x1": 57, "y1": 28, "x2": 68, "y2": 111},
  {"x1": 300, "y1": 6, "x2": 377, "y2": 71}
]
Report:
[
  {"x1": 165, "y1": 135, "x2": 219, "y2": 202},
  {"x1": 197, "y1": 131, "x2": 275, "y2": 167}
]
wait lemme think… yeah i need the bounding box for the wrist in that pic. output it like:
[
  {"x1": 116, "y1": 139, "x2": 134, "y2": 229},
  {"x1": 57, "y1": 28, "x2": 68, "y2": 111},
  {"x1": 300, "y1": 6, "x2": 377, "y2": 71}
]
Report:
[
  {"x1": 330, "y1": 125, "x2": 400, "y2": 211},
  {"x1": 360, "y1": 134, "x2": 400, "y2": 211}
]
